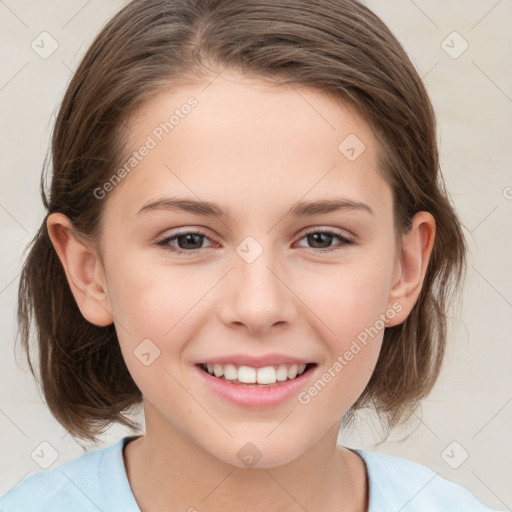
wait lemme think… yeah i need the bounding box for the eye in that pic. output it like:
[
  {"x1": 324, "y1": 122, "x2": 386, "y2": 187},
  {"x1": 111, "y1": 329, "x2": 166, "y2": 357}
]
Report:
[
  {"x1": 295, "y1": 229, "x2": 354, "y2": 253},
  {"x1": 156, "y1": 228, "x2": 354, "y2": 255},
  {"x1": 155, "y1": 229, "x2": 214, "y2": 255}
]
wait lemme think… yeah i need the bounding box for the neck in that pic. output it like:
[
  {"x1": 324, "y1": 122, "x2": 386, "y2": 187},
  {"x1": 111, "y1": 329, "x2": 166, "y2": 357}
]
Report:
[{"x1": 123, "y1": 404, "x2": 368, "y2": 512}]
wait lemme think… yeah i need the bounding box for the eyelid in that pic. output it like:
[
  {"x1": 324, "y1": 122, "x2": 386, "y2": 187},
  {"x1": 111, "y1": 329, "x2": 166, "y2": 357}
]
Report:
[
  {"x1": 155, "y1": 225, "x2": 355, "y2": 255},
  {"x1": 157, "y1": 225, "x2": 355, "y2": 242},
  {"x1": 155, "y1": 228, "x2": 216, "y2": 251},
  {"x1": 294, "y1": 228, "x2": 355, "y2": 251},
  {"x1": 298, "y1": 225, "x2": 355, "y2": 240}
]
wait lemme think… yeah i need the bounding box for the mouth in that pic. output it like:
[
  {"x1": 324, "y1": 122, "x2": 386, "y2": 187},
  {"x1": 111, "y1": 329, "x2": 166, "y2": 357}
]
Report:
[{"x1": 196, "y1": 362, "x2": 317, "y2": 387}]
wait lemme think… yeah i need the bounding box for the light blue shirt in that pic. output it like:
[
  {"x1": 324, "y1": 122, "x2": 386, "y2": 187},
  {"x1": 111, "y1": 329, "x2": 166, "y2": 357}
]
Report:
[{"x1": 0, "y1": 436, "x2": 501, "y2": 511}]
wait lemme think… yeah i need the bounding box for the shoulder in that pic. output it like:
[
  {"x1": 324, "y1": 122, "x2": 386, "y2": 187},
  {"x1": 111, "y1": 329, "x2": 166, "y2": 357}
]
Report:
[
  {"x1": 353, "y1": 448, "x2": 500, "y2": 512},
  {"x1": 0, "y1": 437, "x2": 138, "y2": 512}
]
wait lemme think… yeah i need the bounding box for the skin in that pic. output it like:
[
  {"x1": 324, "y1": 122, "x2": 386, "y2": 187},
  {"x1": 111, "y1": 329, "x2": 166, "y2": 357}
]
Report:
[{"x1": 47, "y1": 69, "x2": 435, "y2": 512}]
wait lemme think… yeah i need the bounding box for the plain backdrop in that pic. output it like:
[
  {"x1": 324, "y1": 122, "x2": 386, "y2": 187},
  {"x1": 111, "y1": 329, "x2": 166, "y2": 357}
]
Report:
[{"x1": 0, "y1": 0, "x2": 510, "y2": 510}]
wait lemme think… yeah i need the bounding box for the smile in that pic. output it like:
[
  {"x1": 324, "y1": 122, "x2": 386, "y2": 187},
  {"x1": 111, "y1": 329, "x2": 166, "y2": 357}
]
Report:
[
  {"x1": 199, "y1": 362, "x2": 313, "y2": 386},
  {"x1": 195, "y1": 361, "x2": 318, "y2": 408}
]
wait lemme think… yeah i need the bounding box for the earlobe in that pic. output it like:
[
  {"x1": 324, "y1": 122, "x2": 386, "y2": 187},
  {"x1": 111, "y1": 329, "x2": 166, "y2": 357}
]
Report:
[
  {"x1": 46, "y1": 213, "x2": 114, "y2": 327},
  {"x1": 386, "y1": 212, "x2": 436, "y2": 327}
]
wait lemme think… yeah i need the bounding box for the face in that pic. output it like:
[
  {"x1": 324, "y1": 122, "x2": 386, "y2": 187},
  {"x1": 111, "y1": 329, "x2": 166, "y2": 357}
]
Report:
[{"x1": 97, "y1": 70, "x2": 402, "y2": 468}]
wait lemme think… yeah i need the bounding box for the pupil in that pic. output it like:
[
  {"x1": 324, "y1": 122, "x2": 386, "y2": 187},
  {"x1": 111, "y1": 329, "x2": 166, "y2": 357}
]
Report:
[
  {"x1": 179, "y1": 233, "x2": 202, "y2": 249},
  {"x1": 308, "y1": 233, "x2": 332, "y2": 248}
]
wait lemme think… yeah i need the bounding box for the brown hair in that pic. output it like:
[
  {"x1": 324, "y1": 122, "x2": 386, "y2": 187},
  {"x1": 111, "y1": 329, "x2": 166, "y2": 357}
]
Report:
[{"x1": 17, "y1": 0, "x2": 467, "y2": 443}]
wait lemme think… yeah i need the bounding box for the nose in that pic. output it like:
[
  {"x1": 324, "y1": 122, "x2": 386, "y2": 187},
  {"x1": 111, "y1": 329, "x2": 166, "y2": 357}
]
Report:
[{"x1": 217, "y1": 244, "x2": 297, "y2": 335}]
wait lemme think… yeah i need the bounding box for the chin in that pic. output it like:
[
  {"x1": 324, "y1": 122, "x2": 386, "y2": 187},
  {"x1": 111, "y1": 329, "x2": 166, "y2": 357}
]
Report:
[{"x1": 205, "y1": 434, "x2": 310, "y2": 470}]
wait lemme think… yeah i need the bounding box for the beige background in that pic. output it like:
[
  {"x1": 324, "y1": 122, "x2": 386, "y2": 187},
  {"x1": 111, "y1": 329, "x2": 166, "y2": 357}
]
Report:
[{"x1": 0, "y1": 0, "x2": 510, "y2": 509}]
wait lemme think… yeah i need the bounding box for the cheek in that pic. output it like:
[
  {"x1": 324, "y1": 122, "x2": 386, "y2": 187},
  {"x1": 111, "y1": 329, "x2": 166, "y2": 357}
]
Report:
[
  {"x1": 298, "y1": 251, "x2": 394, "y2": 341},
  {"x1": 107, "y1": 254, "x2": 204, "y2": 335},
  {"x1": 108, "y1": 264, "x2": 197, "y2": 404},
  {"x1": 294, "y1": 251, "x2": 394, "y2": 403},
  {"x1": 106, "y1": 256, "x2": 221, "y2": 385},
  {"x1": 295, "y1": 276, "x2": 387, "y2": 423}
]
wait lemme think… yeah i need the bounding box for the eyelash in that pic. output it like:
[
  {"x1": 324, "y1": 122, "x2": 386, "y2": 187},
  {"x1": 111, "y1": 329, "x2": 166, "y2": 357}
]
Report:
[{"x1": 155, "y1": 228, "x2": 354, "y2": 256}]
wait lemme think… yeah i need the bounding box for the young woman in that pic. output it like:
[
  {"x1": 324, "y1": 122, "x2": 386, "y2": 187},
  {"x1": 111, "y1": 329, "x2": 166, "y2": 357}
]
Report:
[{"x1": 2, "y1": 1, "x2": 498, "y2": 510}]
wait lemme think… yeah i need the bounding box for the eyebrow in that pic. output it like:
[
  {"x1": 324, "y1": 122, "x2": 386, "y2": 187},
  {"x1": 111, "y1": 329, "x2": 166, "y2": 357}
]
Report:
[{"x1": 136, "y1": 196, "x2": 375, "y2": 218}]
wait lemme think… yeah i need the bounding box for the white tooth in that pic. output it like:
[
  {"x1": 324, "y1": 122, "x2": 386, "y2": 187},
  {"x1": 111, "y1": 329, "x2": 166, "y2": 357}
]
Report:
[
  {"x1": 223, "y1": 364, "x2": 238, "y2": 380},
  {"x1": 287, "y1": 364, "x2": 298, "y2": 379},
  {"x1": 213, "y1": 364, "x2": 224, "y2": 378},
  {"x1": 276, "y1": 365, "x2": 289, "y2": 381},
  {"x1": 297, "y1": 364, "x2": 306, "y2": 375},
  {"x1": 238, "y1": 365, "x2": 256, "y2": 383},
  {"x1": 256, "y1": 366, "x2": 277, "y2": 384},
  {"x1": 206, "y1": 363, "x2": 214, "y2": 374}
]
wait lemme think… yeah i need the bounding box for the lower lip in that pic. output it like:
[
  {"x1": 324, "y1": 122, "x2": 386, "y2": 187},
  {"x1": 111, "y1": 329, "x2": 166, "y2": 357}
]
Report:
[{"x1": 194, "y1": 365, "x2": 316, "y2": 408}]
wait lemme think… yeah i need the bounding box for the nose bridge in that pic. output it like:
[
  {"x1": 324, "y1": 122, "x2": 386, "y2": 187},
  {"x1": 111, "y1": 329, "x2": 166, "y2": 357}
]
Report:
[{"x1": 219, "y1": 236, "x2": 296, "y2": 333}]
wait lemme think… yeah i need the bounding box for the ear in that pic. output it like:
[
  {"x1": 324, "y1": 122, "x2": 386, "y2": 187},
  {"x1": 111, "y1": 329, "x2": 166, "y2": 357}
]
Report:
[
  {"x1": 386, "y1": 211, "x2": 436, "y2": 327},
  {"x1": 46, "y1": 212, "x2": 114, "y2": 326}
]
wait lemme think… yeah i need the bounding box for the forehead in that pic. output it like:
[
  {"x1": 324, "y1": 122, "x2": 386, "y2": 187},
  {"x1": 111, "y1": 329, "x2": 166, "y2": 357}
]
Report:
[{"x1": 105, "y1": 71, "x2": 391, "y2": 221}]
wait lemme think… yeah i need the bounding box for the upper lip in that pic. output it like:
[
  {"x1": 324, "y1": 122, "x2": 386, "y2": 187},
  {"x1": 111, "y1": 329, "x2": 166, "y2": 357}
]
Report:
[{"x1": 196, "y1": 353, "x2": 315, "y2": 368}]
